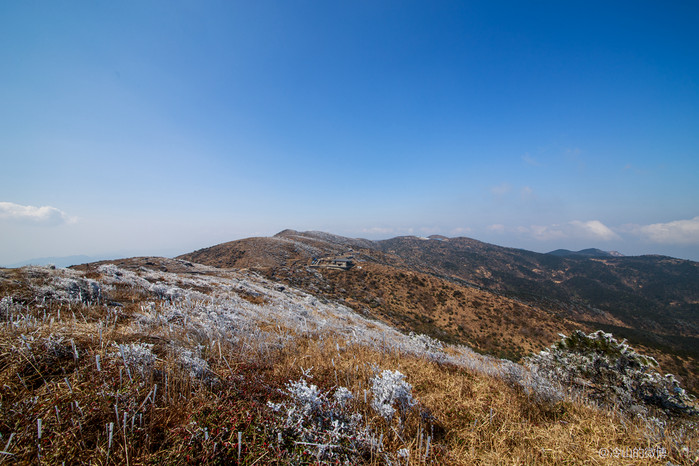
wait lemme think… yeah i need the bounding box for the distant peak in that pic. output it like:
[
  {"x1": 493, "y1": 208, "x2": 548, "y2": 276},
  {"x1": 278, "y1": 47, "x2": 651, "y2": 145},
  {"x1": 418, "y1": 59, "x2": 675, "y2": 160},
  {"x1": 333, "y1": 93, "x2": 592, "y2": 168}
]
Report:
[{"x1": 274, "y1": 229, "x2": 300, "y2": 237}]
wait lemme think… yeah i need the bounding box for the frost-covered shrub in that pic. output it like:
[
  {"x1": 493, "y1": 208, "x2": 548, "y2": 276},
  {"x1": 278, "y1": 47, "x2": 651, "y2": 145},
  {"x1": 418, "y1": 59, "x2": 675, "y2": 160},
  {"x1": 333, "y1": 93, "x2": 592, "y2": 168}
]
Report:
[
  {"x1": 498, "y1": 359, "x2": 525, "y2": 386},
  {"x1": 269, "y1": 378, "x2": 371, "y2": 462},
  {"x1": 521, "y1": 364, "x2": 566, "y2": 404},
  {"x1": 405, "y1": 332, "x2": 449, "y2": 363},
  {"x1": 371, "y1": 370, "x2": 417, "y2": 424},
  {"x1": 333, "y1": 386, "x2": 354, "y2": 408},
  {"x1": 97, "y1": 264, "x2": 151, "y2": 290},
  {"x1": 527, "y1": 330, "x2": 698, "y2": 416},
  {"x1": 499, "y1": 360, "x2": 565, "y2": 404},
  {"x1": 178, "y1": 348, "x2": 214, "y2": 383},
  {"x1": 113, "y1": 343, "x2": 156, "y2": 378},
  {"x1": 149, "y1": 283, "x2": 183, "y2": 301},
  {"x1": 64, "y1": 278, "x2": 102, "y2": 303},
  {"x1": 35, "y1": 276, "x2": 103, "y2": 303},
  {"x1": 408, "y1": 332, "x2": 443, "y2": 353},
  {"x1": 285, "y1": 378, "x2": 323, "y2": 417}
]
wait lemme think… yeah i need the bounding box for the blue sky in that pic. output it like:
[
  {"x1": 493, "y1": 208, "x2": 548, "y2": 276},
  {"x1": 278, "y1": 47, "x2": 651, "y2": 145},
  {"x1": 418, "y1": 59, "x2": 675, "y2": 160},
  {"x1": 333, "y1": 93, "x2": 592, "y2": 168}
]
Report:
[{"x1": 1, "y1": 1, "x2": 698, "y2": 264}]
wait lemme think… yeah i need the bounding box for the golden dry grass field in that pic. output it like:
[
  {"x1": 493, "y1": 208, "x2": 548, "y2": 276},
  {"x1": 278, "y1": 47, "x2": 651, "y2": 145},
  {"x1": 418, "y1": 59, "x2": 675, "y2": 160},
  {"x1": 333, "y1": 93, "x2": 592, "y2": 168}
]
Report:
[{"x1": 0, "y1": 261, "x2": 696, "y2": 464}]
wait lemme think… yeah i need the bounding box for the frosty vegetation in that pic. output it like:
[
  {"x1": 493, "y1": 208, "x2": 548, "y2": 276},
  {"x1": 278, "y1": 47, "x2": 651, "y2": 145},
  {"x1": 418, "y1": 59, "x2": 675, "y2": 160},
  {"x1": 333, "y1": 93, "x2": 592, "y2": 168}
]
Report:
[
  {"x1": 371, "y1": 370, "x2": 417, "y2": 424},
  {"x1": 528, "y1": 330, "x2": 698, "y2": 417},
  {"x1": 269, "y1": 377, "x2": 371, "y2": 462},
  {"x1": 114, "y1": 342, "x2": 156, "y2": 379},
  {"x1": 269, "y1": 368, "x2": 422, "y2": 462},
  {"x1": 0, "y1": 261, "x2": 696, "y2": 464}
]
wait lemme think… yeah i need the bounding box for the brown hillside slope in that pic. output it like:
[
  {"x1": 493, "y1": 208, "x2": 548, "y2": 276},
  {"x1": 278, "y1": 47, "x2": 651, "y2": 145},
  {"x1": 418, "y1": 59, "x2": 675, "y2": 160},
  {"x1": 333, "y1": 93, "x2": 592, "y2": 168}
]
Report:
[
  {"x1": 177, "y1": 230, "x2": 699, "y2": 394},
  {"x1": 183, "y1": 230, "x2": 384, "y2": 270},
  {"x1": 376, "y1": 235, "x2": 699, "y2": 338},
  {"x1": 180, "y1": 233, "x2": 586, "y2": 361},
  {"x1": 272, "y1": 262, "x2": 583, "y2": 360}
]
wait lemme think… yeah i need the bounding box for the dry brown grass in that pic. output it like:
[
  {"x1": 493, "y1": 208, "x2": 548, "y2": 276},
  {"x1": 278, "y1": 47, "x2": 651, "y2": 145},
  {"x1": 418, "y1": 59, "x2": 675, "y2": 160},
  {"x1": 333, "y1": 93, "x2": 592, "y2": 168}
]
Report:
[
  {"x1": 264, "y1": 262, "x2": 585, "y2": 362},
  {"x1": 268, "y1": 336, "x2": 696, "y2": 465},
  {"x1": 0, "y1": 266, "x2": 696, "y2": 465}
]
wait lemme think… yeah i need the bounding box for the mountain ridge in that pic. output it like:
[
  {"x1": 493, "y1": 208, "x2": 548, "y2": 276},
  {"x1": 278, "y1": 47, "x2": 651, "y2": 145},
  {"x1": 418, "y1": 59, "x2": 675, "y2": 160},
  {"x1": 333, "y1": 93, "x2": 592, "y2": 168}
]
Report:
[
  {"x1": 178, "y1": 230, "x2": 699, "y2": 394},
  {"x1": 547, "y1": 248, "x2": 625, "y2": 258}
]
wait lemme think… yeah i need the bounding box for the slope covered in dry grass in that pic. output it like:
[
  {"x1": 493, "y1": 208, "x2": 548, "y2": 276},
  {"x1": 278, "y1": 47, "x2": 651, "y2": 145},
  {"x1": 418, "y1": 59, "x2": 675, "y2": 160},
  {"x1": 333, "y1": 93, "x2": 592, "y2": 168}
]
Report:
[
  {"x1": 0, "y1": 260, "x2": 696, "y2": 464},
  {"x1": 178, "y1": 230, "x2": 699, "y2": 396}
]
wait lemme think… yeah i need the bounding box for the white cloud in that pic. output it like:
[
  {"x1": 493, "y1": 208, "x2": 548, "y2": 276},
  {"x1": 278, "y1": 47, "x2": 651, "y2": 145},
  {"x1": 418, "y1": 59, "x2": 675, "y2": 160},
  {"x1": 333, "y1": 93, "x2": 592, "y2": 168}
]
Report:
[
  {"x1": 0, "y1": 202, "x2": 75, "y2": 226},
  {"x1": 638, "y1": 217, "x2": 699, "y2": 245},
  {"x1": 519, "y1": 220, "x2": 619, "y2": 241},
  {"x1": 360, "y1": 226, "x2": 421, "y2": 237},
  {"x1": 565, "y1": 147, "x2": 582, "y2": 158},
  {"x1": 569, "y1": 220, "x2": 620, "y2": 241},
  {"x1": 417, "y1": 226, "x2": 442, "y2": 235}
]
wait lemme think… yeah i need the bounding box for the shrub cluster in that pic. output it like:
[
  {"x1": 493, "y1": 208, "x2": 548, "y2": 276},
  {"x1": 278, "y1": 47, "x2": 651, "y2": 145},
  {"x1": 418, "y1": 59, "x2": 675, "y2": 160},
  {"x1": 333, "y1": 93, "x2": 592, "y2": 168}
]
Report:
[
  {"x1": 268, "y1": 369, "x2": 420, "y2": 463},
  {"x1": 527, "y1": 330, "x2": 698, "y2": 417}
]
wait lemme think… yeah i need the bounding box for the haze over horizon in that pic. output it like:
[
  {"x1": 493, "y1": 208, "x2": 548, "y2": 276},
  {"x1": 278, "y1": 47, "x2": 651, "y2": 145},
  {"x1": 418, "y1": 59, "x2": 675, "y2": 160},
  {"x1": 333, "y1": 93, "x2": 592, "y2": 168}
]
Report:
[{"x1": 2, "y1": 2, "x2": 698, "y2": 264}]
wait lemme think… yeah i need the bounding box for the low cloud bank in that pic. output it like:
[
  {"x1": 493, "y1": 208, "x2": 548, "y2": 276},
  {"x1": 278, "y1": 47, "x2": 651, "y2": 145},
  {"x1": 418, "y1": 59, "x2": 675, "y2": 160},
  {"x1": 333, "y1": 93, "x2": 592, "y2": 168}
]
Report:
[
  {"x1": 638, "y1": 217, "x2": 699, "y2": 245},
  {"x1": 0, "y1": 201, "x2": 74, "y2": 226}
]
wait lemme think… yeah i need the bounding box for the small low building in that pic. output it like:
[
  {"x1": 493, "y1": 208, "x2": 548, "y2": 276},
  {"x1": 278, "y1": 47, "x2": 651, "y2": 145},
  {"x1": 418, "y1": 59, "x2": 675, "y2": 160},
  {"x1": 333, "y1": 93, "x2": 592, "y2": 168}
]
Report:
[{"x1": 309, "y1": 256, "x2": 355, "y2": 270}]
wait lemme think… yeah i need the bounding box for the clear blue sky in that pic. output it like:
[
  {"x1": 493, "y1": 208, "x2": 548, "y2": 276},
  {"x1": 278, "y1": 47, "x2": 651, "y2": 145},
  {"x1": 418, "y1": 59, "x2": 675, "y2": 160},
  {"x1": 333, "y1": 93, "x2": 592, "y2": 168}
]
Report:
[{"x1": 2, "y1": 1, "x2": 698, "y2": 264}]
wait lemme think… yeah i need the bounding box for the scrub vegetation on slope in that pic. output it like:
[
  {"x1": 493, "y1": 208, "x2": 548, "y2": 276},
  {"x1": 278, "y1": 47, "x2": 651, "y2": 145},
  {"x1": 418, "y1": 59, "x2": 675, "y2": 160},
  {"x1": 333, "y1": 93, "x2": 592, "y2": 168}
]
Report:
[{"x1": 0, "y1": 259, "x2": 696, "y2": 464}]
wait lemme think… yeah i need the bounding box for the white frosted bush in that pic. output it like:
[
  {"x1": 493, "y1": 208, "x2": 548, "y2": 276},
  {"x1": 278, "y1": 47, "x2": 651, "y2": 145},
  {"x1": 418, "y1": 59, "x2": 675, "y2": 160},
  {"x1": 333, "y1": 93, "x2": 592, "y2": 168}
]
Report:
[
  {"x1": 371, "y1": 370, "x2": 416, "y2": 423},
  {"x1": 114, "y1": 342, "x2": 155, "y2": 378},
  {"x1": 270, "y1": 378, "x2": 371, "y2": 462},
  {"x1": 178, "y1": 348, "x2": 212, "y2": 382},
  {"x1": 149, "y1": 283, "x2": 184, "y2": 301},
  {"x1": 97, "y1": 264, "x2": 151, "y2": 289},
  {"x1": 35, "y1": 275, "x2": 103, "y2": 303},
  {"x1": 498, "y1": 359, "x2": 565, "y2": 404},
  {"x1": 333, "y1": 386, "x2": 354, "y2": 408},
  {"x1": 527, "y1": 330, "x2": 697, "y2": 416},
  {"x1": 285, "y1": 378, "x2": 323, "y2": 417},
  {"x1": 408, "y1": 332, "x2": 443, "y2": 352}
]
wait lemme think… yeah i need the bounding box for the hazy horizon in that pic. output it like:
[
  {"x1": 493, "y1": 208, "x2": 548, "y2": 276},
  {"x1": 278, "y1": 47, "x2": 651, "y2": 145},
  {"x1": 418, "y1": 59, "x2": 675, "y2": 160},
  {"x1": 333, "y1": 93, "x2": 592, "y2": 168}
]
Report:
[
  {"x1": 3, "y1": 228, "x2": 698, "y2": 269},
  {"x1": 2, "y1": 2, "x2": 698, "y2": 264}
]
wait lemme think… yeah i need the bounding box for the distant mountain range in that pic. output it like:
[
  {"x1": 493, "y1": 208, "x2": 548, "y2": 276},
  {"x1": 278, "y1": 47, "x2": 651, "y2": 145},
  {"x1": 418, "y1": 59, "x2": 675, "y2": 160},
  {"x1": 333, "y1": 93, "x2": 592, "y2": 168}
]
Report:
[
  {"x1": 179, "y1": 230, "x2": 699, "y2": 394},
  {"x1": 547, "y1": 248, "x2": 624, "y2": 258},
  {"x1": 3, "y1": 255, "x2": 104, "y2": 269}
]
